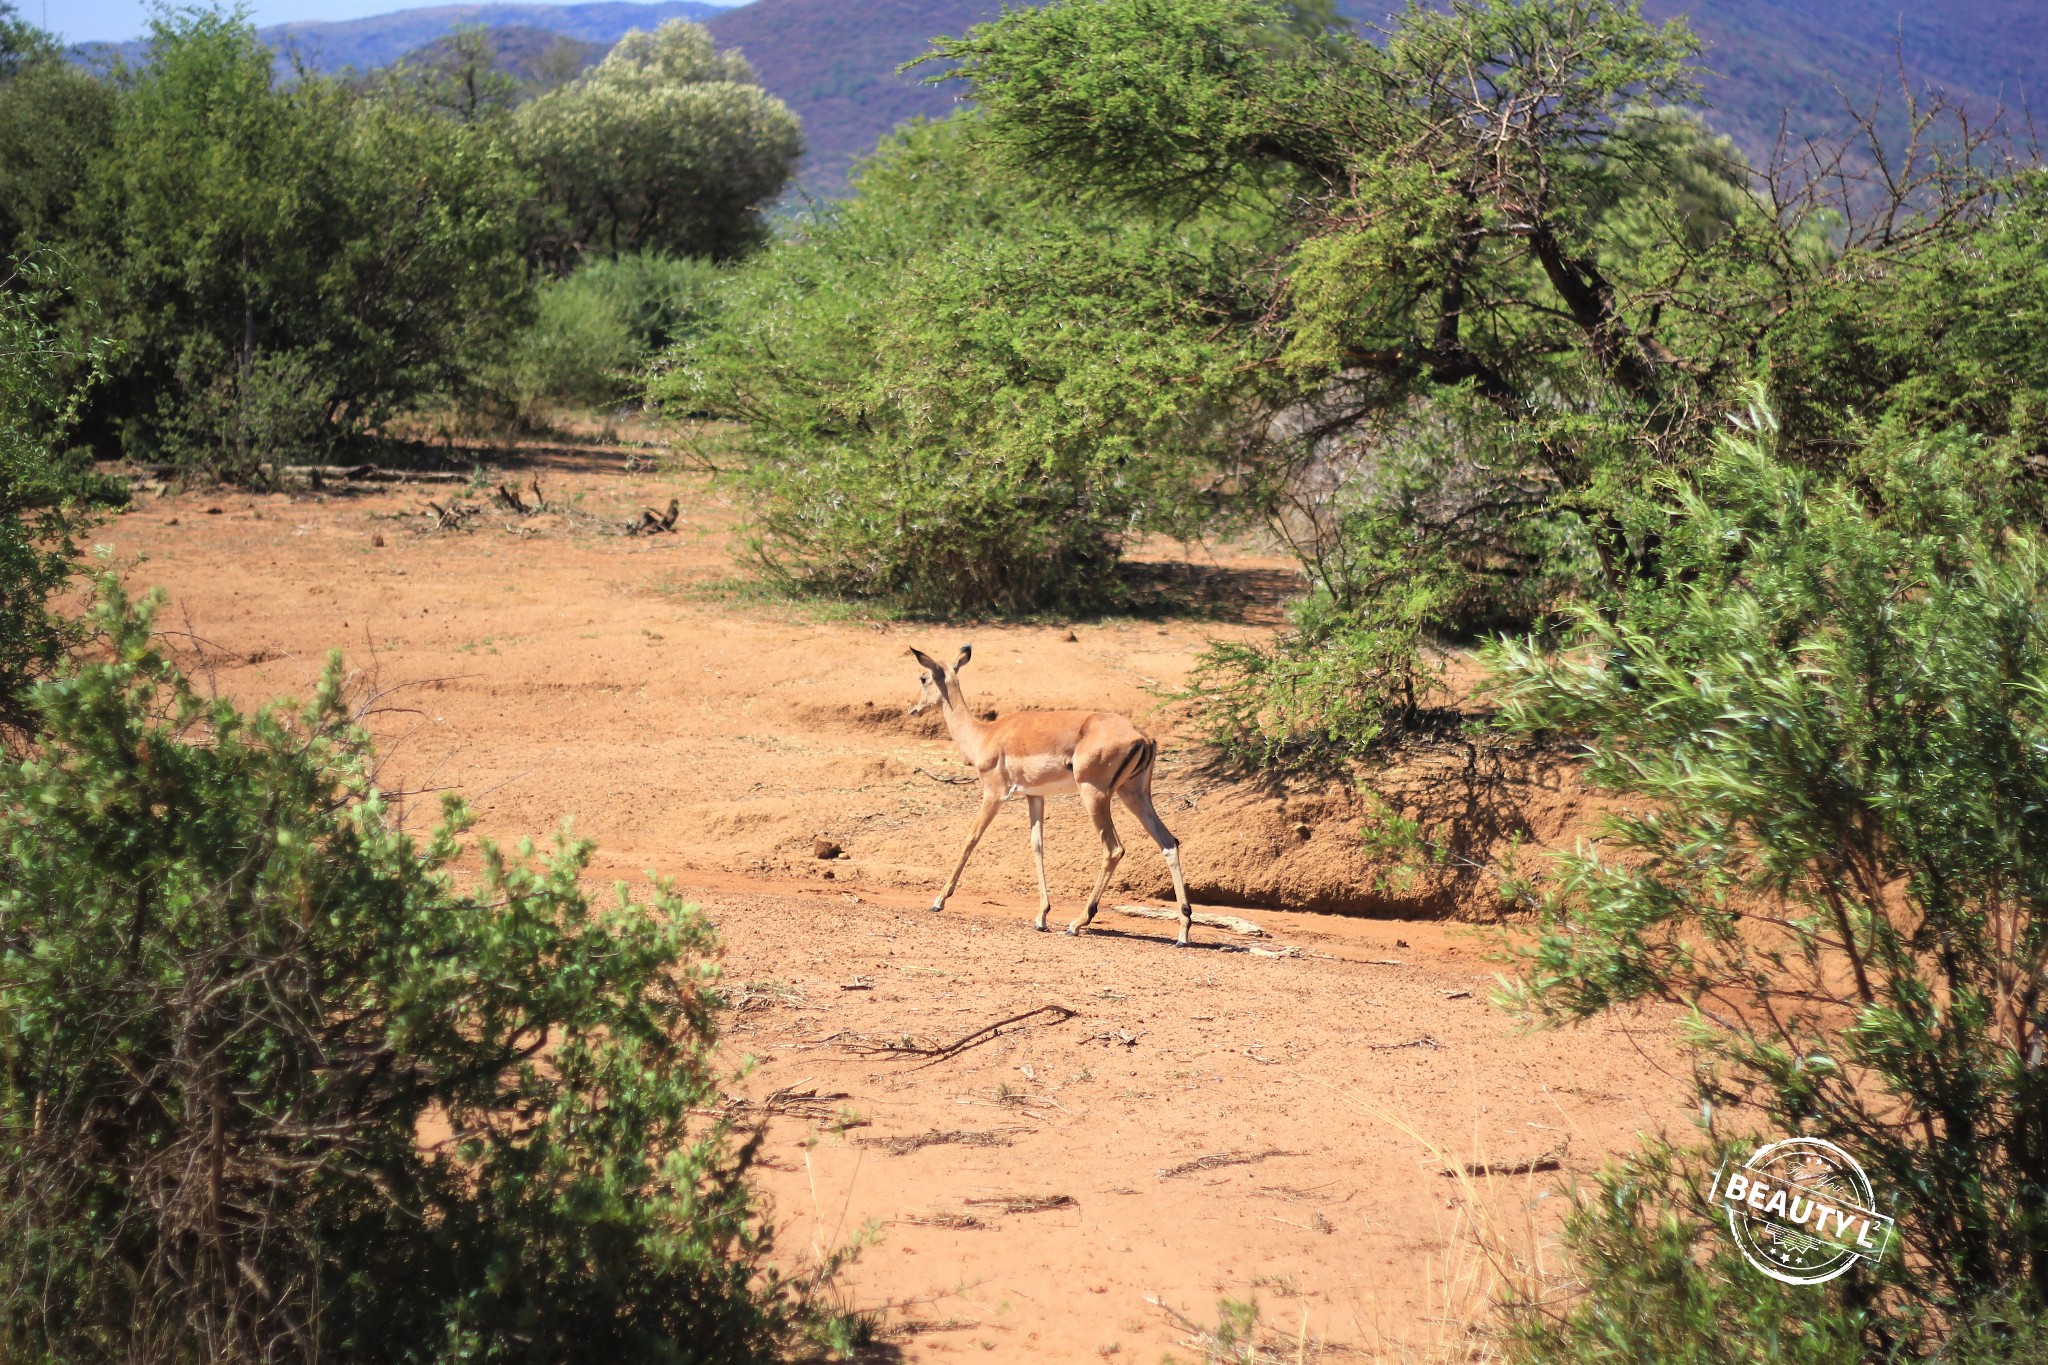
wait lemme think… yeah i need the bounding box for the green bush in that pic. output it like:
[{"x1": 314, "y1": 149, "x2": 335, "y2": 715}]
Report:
[
  {"x1": 514, "y1": 20, "x2": 801, "y2": 264},
  {"x1": 1181, "y1": 589, "x2": 1442, "y2": 772},
  {"x1": 659, "y1": 117, "x2": 1260, "y2": 615},
  {"x1": 66, "y1": 9, "x2": 532, "y2": 475},
  {"x1": 0, "y1": 259, "x2": 118, "y2": 737},
  {"x1": 1504, "y1": 1142, "x2": 1873, "y2": 1365},
  {"x1": 496, "y1": 252, "x2": 722, "y2": 420},
  {"x1": 0, "y1": 579, "x2": 844, "y2": 1362},
  {"x1": 1488, "y1": 414, "x2": 2048, "y2": 1352}
]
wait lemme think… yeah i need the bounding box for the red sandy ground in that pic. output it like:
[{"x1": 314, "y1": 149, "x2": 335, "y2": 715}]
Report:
[{"x1": 94, "y1": 440, "x2": 1694, "y2": 1363}]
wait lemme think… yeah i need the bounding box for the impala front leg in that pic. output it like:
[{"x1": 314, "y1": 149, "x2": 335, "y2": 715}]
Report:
[
  {"x1": 931, "y1": 790, "x2": 1003, "y2": 913},
  {"x1": 1026, "y1": 796, "x2": 1051, "y2": 931}
]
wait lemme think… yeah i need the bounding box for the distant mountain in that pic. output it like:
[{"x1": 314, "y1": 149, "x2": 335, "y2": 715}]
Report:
[
  {"x1": 70, "y1": 0, "x2": 2048, "y2": 198},
  {"x1": 1630, "y1": 0, "x2": 2048, "y2": 158},
  {"x1": 705, "y1": 0, "x2": 992, "y2": 197},
  {"x1": 709, "y1": 0, "x2": 2048, "y2": 195},
  {"x1": 75, "y1": 2, "x2": 728, "y2": 76},
  {"x1": 397, "y1": 23, "x2": 604, "y2": 85},
  {"x1": 260, "y1": 1, "x2": 726, "y2": 71}
]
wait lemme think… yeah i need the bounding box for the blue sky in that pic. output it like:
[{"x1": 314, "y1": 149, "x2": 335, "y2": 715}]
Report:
[{"x1": 45, "y1": 0, "x2": 734, "y2": 45}]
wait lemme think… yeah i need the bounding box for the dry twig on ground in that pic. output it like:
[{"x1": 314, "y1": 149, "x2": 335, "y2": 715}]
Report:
[
  {"x1": 962, "y1": 1193, "x2": 1075, "y2": 1215},
  {"x1": 861, "y1": 1127, "x2": 1031, "y2": 1156},
  {"x1": 1157, "y1": 1148, "x2": 1296, "y2": 1180}
]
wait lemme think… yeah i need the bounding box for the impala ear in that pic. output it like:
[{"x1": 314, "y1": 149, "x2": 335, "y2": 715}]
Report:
[
  {"x1": 954, "y1": 644, "x2": 972, "y2": 673},
  {"x1": 909, "y1": 646, "x2": 943, "y2": 677}
]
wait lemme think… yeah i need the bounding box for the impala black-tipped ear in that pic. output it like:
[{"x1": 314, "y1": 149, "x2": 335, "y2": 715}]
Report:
[
  {"x1": 909, "y1": 646, "x2": 943, "y2": 676},
  {"x1": 954, "y1": 644, "x2": 972, "y2": 672}
]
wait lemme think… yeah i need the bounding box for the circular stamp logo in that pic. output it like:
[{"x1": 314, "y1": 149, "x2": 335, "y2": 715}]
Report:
[{"x1": 1706, "y1": 1138, "x2": 1896, "y2": 1285}]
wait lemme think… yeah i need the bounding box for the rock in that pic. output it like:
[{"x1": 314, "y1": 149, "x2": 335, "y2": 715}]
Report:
[{"x1": 812, "y1": 838, "x2": 843, "y2": 860}]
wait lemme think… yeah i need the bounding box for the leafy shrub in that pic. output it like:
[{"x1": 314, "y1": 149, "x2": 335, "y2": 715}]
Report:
[
  {"x1": 0, "y1": 259, "x2": 118, "y2": 737},
  {"x1": 659, "y1": 117, "x2": 1261, "y2": 615},
  {"x1": 1504, "y1": 1141, "x2": 1873, "y2": 1365},
  {"x1": 1181, "y1": 589, "x2": 1442, "y2": 772},
  {"x1": 496, "y1": 252, "x2": 722, "y2": 420},
  {"x1": 1182, "y1": 396, "x2": 1595, "y2": 767},
  {"x1": 69, "y1": 9, "x2": 532, "y2": 474},
  {"x1": 1488, "y1": 414, "x2": 2048, "y2": 1351},
  {"x1": 515, "y1": 21, "x2": 801, "y2": 264},
  {"x1": 0, "y1": 580, "x2": 842, "y2": 1362}
]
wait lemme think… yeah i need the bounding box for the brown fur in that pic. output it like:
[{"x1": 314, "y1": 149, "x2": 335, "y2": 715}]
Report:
[{"x1": 909, "y1": 645, "x2": 1195, "y2": 944}]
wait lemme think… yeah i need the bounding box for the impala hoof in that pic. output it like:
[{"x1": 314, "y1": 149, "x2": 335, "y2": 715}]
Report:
[
  {"x1": 1064, "y1": 925, "x2": 1080, "y2": 936},
  {"x1": 927, "y1": 899, "x2": 944, "y2": 913}
]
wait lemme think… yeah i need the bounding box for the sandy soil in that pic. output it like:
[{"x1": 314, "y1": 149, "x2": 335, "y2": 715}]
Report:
[{"x1": 95, "y1": 439, "x2": 1695, "y2": 1362}]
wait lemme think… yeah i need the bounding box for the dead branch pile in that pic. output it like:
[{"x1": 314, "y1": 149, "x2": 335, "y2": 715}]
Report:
[
  {"x1": 495, "y1": 476, "x2": 547, "y2": 515},
  {"x1": 628, "y1": 498, "x2": 680, "y2": 535},
  {"x1": 421, "y1": 499, "x2": 479, "y2": 531}
]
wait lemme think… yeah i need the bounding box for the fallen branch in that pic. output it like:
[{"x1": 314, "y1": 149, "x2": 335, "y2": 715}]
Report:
[
  {"x1": 910, "y1": 1005, "x2": 1075, "y2": 1068},
  {"x1": 496, "y1": 476, "x2": 547, "y2": 515},
  {"x1": 1447, "y1": 1142, "x2": 1568, "y2": 1178},
  {"x1": 286, "y1": 464, "x2": 473, "y2": 484},
  {"x1": 718, "y1": 1086, "x2": 852, "y2": 1121},
  {"x1": 962, "y1": 1193, "x2": 1075, "y2": 1214},
  {"x1": 861, "y1": 1127, "x2": 1031, "y2": 1156},
  {"x1": 1157, "y1": 1148, "x2": 1296, "y2": 1180},
  {"x1": 1111, "y1": 904, "x2": 1266, "y2": 936},
  {"x1": 1368, "y1": 1034, "x2": 1442, "y2": 1051},
  {"x1": 900, "y1": 1212, "x2": 988, "y2": 1230},
  {"x1": 813, "y1": 1005, "x2": 1074, "y2": 1065},
  {"x1": 422, "y1": 499, "x2": 478, "y2": 531},
  {"x1": 914, "y1": 766, "x2": 976, "y2": 785}
]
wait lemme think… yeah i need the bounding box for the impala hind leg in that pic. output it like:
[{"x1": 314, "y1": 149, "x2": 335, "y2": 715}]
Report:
[
  {"x1": 932, "y1": 791, "x2": 1002, "y2": 913},
  {"x1": 1027, "y1": 795, "x2": 1052, "y2": 931},
  {"x1": 1118, "y1": 785, "x2": 1193, "y2": 946},
  {"x1": 1068, "y1": 786, "x2": 1122, "y2": 935}
]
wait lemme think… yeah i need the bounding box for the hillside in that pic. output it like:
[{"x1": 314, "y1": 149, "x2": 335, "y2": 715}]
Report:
[
  {"x1": 713, "y1": 0, "x2": 2048, "y2": 194},
  {"x1": 74, "y1": 0, "x2": 2048, "y2": 197},
  {"x1": 1633, "y1": 0, "x2": 2048, "y2": 157},
  {"x1": 706, "y1": 0, "x2": 995, "y2": 195},
  {"x1": 264, "y1": 0, "x2": 727, "y2": 69}
]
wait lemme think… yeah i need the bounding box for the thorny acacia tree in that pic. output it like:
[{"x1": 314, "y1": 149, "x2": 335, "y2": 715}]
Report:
[{"x1": 916, "y1": 0, "x2": 2035, "y2": 760}]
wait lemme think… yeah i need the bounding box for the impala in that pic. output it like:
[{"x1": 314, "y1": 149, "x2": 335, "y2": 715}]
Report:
[{"x1": 907, "y1": 645, "x2": 1196, "y2": 945}]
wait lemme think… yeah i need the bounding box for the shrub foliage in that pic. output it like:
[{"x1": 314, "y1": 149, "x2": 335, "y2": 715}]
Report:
[
  {"x1": 0, "y1": 582, "x2": 827, "y2": 1362},
  {"x1": 1491, "y1": 418, "x2": 2048, "y2": 1354}
]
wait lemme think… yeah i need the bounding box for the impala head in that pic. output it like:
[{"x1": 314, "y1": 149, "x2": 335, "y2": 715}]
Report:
[{"x1": 907, "y1": 644, "x2": 972, "y2": 716}]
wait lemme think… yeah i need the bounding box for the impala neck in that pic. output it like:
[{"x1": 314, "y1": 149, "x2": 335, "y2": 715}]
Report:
[{"x1": 937, "y1": 673, "x2": 992, "y2": 765}]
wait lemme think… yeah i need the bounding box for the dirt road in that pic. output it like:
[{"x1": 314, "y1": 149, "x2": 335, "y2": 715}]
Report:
[{"x1": 98, "y1": 442, "x2": 1691, "y2": 1361}]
